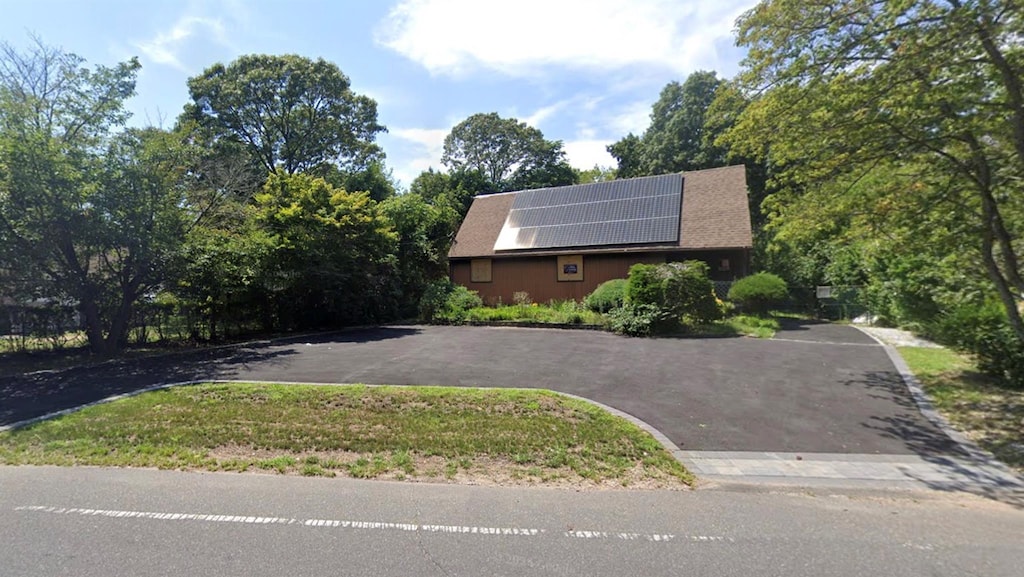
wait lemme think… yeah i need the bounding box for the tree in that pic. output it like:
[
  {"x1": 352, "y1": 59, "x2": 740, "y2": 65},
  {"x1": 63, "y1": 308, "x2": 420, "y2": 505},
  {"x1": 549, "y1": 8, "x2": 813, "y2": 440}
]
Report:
[
  {"x1": 334, "y1": 159, "x2": 397, "y2": 202},
  {"x1": 607, "y1": 71, "x2": 728, "y2": 177},
  {"x1": 441, "y1": 112, "x2": 576, "y2": 191},
  {"x1": 725, "y1": 0, "x2": 1024, "y2": 341},
  {"x1": 380, "y1": 194, "x2": 454, "y2": 316},
  {"x1": 0, "y1": 39, "x2": 190, "y2": 355},
  {"x1": 576, "y1": 165, "x2": 617, "y2": 184},
  {"x1": 606, "y1": 133, "x2": 645, "y2": 179},
  {"x1": 181, "y1": 54, "x2": 385, "y2": 176},
  {"x1": 251, "y1": 173, "x2": 398, "y2": 328},
  {"x1": 643, "y1": 72, "x2": 727, "y2": 173}
]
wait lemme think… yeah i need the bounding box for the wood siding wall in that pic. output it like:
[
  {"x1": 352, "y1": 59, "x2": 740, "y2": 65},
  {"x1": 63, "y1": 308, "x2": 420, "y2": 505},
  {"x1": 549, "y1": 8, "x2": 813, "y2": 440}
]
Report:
[{"x1": 451, "y1": 250, "x2": 748, "y2": 305}]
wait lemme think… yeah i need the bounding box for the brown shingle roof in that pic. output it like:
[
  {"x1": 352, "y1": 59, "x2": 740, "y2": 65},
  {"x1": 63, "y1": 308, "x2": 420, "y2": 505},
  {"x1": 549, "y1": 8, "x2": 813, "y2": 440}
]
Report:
[
  {"x1": 447, "y1": 192, "x2": 515, "y2": 259},
  {"x1": 448, "y1": 165, "x2": 751, "y2": 259},
  {"x1": 679, "y1": 165, "x2": 752, "y2": 250}
]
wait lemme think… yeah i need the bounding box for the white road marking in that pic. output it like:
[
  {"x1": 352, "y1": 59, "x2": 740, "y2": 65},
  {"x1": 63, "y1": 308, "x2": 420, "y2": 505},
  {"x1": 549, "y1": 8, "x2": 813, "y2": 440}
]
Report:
[{"x1": 14, "y1": 505, "x2": 730, "y2": 544}]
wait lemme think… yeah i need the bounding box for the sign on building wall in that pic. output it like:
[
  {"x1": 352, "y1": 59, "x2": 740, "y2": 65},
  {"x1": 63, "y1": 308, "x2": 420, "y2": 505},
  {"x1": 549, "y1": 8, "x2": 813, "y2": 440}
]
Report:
[{"x1": 557, "y1": 255, "x2": 584, "y2": 282}]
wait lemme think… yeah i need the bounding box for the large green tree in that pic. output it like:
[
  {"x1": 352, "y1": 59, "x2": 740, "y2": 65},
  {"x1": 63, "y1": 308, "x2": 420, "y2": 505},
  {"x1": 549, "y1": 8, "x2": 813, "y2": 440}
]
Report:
[
  {"x1": 181, "y1": 54, "x2": 385, "y2": 176},
  {"x1": 608, "y1": 71, "x2": 728, "y2": 176},
  {"x1": 441, "y1": 112, "x2": 576, "y2": 192},
  {"x1": 0, "y1": 40, "x2": 189, "y2": 354},
  {"x1": 725, "y1": 0, "x2": 1024, "y2": 340}
]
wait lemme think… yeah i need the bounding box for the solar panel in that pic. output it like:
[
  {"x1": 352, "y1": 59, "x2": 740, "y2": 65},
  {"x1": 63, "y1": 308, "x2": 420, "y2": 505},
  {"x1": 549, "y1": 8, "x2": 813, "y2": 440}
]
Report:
[{"x1": 493, "y1": 174, "x2": 682, "y2": 251}]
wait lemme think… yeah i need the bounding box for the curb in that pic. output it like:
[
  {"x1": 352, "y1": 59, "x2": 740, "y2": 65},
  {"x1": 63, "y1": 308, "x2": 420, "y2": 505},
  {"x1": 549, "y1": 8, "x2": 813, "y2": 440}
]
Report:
[{"x1": 852, "y1": 325, "x2": 1022, "y2": 476}]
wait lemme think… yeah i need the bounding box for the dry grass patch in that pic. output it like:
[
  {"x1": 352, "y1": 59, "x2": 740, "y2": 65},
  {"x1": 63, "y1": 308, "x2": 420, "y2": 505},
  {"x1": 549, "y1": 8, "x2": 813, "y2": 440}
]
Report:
[{"x1": 0, "y1": 383, "x2": 692, "y2": 488}]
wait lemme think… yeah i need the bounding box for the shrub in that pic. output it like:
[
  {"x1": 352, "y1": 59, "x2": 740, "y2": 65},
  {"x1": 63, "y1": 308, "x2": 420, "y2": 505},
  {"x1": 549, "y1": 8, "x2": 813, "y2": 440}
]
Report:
[
  {"x1": 417, "y1": 279, "x2": 482, "y2": 323},
  {"x1": 584, "y1": 279, "x2": 627, "y2": 312},
  {"x1": 727, "y1": 272, "x2": 789, "y2": 315},
  {"x1": 927, "y1": 300, "x2": 1024, "y2": 389},
  {"x1": 625, "y1": 261, "x2": 722, "y2": 331},
  {"x1": 605, "y1": 304, "x2": 666, "y2": 337}
]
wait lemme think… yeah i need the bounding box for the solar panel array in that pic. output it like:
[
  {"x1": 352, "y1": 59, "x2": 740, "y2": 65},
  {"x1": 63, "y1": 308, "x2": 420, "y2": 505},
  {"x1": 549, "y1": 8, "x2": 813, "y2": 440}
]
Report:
[{"x1": 493, "y1": 174, "x2": 683, "y2": 251}]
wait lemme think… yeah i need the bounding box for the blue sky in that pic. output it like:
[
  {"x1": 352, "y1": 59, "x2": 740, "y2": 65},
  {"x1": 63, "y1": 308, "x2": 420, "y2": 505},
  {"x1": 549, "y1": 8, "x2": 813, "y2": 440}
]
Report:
[{"x1": 1, "y1": 0, "x2": 756, "y2": 188}]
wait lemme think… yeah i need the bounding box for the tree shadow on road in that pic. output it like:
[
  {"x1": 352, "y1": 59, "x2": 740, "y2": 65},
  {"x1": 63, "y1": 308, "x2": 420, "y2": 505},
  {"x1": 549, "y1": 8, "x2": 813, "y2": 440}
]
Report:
[
  {"x1": 845, "y1": 369, "x2": 1024, "y2": 507},
  {"x1": 0, "y1": 327, "x2": 422, "y2": 428}
]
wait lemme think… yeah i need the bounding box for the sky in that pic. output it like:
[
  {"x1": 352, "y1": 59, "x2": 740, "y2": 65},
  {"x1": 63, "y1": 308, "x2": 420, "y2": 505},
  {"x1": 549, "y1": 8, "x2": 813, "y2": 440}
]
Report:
[{"x1": 0, "y1": 0, "x2": 757, "y2": 188}]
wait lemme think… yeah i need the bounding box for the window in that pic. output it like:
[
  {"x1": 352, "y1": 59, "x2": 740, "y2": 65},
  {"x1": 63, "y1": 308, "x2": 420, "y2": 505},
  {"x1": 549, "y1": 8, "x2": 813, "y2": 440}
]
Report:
[
  {"x1": 557, "y1": 255, "x2": 584, "y2": 282},
  {"x1": 470, "y1": 259, "x2": 492, "y2": 283}
]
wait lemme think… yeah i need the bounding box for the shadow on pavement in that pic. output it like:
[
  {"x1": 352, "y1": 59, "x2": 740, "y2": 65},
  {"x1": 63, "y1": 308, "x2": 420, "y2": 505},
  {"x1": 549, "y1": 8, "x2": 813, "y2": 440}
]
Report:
[
  {"x1": 0, "y1": 327, "x2": 421, "y2": 428},
  {"x1": 845, "y1": 369, "x2": 1024, "y2": 507},
  {"x1": 845, "y1": 370, "x2": 966, "y2": 456}
]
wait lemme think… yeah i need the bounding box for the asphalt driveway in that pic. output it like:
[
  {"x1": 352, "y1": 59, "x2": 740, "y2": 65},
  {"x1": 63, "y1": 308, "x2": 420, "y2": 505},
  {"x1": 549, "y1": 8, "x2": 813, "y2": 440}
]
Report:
[{"x1": 0, "y1": 321, "x2": 962, "y2": 456}]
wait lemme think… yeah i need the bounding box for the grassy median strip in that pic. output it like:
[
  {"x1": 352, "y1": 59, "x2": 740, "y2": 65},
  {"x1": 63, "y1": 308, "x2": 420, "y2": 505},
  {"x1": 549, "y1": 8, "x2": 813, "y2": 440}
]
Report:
[
  {"x1": 0, "y1": 383, "x2": 692, "y2": 488},
  {"x1": 899, "y1": 347, "x2": 1024, "y2": 473}
]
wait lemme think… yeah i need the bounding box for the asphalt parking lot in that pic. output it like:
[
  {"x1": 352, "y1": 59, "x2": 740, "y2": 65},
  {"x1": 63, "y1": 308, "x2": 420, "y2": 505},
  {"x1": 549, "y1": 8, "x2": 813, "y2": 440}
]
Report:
[{"x1": 0, "y1": 321, "x2": 961, "y2": 456}]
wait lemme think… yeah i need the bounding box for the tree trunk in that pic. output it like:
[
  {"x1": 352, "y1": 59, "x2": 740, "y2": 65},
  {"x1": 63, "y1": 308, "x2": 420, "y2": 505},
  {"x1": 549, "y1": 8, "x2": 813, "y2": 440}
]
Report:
[
  {"x1": 980, "y1": 224, "x2": 1024, "y2": 342},
  {"x1": 105, "y1": 278, "x2": 141, "y2": 352},
  {"x1": 78, "y1": 292, "x2": 111, "y2": 356}
]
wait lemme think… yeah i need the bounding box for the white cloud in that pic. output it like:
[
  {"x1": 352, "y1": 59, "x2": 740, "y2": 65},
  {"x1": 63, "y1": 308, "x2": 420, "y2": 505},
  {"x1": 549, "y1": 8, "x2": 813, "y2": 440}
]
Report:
[
  {"x1": 563, "y1": 139, "x2": 616, "y2": 170},
  {"x1": 387, "y1": 127, "x2": 451, "y2": 187},
  {"x1": 134, "y1": 16, "x2": 229, "y2": 72},
  {"x1": 609, "y1": 100, "x2": 655, "y2": 136},
  {"x1": 376, "y1": 0, "x2": 754, "y2": 77},
  {"x1": 522, "y1": 101, "x2": 567, "y2": 129}
]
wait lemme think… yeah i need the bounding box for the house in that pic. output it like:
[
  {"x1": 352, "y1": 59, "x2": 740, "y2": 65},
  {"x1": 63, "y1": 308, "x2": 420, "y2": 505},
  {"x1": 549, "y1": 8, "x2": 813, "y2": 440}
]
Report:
[{"x1": 448, "y1": 164, "x2": 752, "y2": 304}]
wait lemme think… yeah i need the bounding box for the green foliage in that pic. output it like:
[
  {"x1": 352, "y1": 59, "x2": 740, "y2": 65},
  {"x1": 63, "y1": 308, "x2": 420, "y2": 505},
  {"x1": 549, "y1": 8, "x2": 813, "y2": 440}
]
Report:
[
  {"x1": 576, "y1": 165, "x2": 616, "y2": 184},
  {"x1": 727, "y1": 273, "x2": 788, "y2": 315},
  {"x1": 329, "y1": 159, "x2": 397, "y2": 202},
  {"x1": 380, "y1": 194, "x2": 454, "y2": 317},
  {"x1": 441, "y1": 112, "x2": 577, "y2": 192},
  {"x1": 418, "y1": 279, "x2": 482, "y2": 323},
  {"x1": 0, "y1": 40, "x2": 192, "y2": 354},
  {"x1": 181, "y1": 54, "x2": 384, "y2": 175},
  {"x1": 463, "y1": 300, "x2": 601, "y2": 325},
  {"x1": 725, "y1": 314, "x2": 779, "y2": 339},
  {"x1": 727, "y1": 0, "x2": 1024, "y2": 346},
  {"x1": 626, "y1": 262, "x2": 722, "y2": 331},
  {"x1": 252, "y1": 172, "x2": 398, "y2": 328},
  {"x1": 604, "y1": 304, "x2": 665, "y2": 337},
  {"x1": 584, "y1": 279, "x2": 628, "y2": 313},
  {"x1": 926, "y1": 301, "x2": 1024, "y2": 390},
  {"x1": 408, "y1": 168, "x2": 489, "y2": 229}
]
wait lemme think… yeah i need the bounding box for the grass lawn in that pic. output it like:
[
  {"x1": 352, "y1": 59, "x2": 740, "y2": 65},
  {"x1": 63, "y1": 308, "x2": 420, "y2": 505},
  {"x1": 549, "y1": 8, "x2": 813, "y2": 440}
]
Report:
[
  {"x1": 723, "y1": 314, "x2": 780, "y2": 338},
  {"x1": 0, "y1": 383, "x2": 692, "y2": 488},
  {"x1": 899, "y1": 346, "x2": 1024, "y2": 473}
]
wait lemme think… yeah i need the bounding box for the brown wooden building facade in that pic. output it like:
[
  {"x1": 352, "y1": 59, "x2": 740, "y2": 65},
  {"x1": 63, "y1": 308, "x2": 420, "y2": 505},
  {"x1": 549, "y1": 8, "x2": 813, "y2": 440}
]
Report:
[{"x1": 448, "y1": 165, "x2": 753, "y2": 305}]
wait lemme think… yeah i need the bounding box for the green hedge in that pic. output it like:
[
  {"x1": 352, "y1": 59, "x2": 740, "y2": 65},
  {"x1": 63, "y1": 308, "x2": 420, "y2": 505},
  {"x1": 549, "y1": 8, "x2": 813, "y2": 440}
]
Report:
[
  {"x1": 584, "y1": 278, "x2": 628, "y2": 313},
  {"x1": 727, "y1": 273, "x2": 788, "y2": 315}
]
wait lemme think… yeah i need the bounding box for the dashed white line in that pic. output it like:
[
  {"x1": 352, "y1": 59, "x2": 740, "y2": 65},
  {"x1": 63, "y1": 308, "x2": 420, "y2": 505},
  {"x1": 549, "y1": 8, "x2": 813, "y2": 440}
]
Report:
[{"x1": 14, "y1": 505, "x2": 730, "y2": 544}]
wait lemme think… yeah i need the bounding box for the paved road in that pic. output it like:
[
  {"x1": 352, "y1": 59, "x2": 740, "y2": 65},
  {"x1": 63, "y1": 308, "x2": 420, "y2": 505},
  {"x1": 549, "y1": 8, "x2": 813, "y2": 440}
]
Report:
[
  {"x1": 2, "y1": 466, "x2": 1022, "y2": 577},
  {"x1": 1, "y1": 321, "x2": 961, "y2": 456}
]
